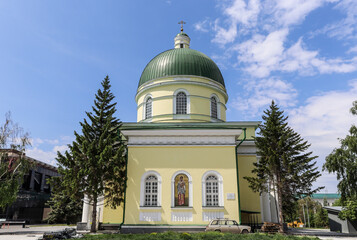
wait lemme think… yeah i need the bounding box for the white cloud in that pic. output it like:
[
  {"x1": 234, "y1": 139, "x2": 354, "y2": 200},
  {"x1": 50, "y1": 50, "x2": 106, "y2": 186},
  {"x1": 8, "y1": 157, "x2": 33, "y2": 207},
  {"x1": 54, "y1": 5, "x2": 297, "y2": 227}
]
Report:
[
  {"x1": 26, "y1": 136, "x2": 72, "y2": 166},
  {"x1": 237, "y1": 35, "x2": 357, "y2": 77},
  {"x1": 320, "y1": 0, "x2": 357, "y2": 40},
  {"x1": 231, "y1": 77, "x2": 298, "y2": 116},
  {"x1": 198, "y1": 0, "x2": 357, "y2": 78},
  {"x1": 272, "y1": 0, "x2": 329, "y2": 27},
  {"x1": 212, "y1": 0, "x2": 260, "y2": 45},
  {"x1": 236, "y1": 29, "x2": 288, "y2": 77},
  {"x1": 289, "y1": 80, "x2": 357, "y2": 192}
]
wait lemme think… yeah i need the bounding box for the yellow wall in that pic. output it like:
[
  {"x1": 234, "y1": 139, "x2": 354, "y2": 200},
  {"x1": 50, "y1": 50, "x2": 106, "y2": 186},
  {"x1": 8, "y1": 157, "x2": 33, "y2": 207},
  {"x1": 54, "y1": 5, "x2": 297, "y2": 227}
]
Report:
[
  {"x1": 102, "y1": 141, "x2": 261, "y2": 225},
  {"x1": 136, "y1": 77, "x2": 227, "y2": 122}
]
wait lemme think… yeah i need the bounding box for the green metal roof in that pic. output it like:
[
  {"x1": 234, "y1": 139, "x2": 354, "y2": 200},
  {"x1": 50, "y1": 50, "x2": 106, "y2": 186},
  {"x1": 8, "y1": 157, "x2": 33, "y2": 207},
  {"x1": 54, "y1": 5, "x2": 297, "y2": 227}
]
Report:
[
  {"x1": 138, "y1": 48, "x2": 225, "y2": 88},
  {"x1": 176, "y1": 32, "x2": 189, "y2": 37}
]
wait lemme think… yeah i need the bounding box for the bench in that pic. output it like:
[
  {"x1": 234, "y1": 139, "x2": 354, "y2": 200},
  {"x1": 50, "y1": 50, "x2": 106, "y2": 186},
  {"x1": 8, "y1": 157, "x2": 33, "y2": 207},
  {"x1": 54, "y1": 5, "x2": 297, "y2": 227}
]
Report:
[{"x1": 0, "y1": 220, "x2": 26, "y2": 228}]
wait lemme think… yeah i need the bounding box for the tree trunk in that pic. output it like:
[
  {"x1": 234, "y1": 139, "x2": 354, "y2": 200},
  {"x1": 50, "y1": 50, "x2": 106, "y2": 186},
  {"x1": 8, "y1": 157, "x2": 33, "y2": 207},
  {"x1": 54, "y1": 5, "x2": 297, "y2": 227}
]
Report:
[
  {"x1": 90, "y1": 195, "x2": 97, "y2": 233},
  {"x1": 276, "y1": 173, "x2": 284, "y2": 233}
]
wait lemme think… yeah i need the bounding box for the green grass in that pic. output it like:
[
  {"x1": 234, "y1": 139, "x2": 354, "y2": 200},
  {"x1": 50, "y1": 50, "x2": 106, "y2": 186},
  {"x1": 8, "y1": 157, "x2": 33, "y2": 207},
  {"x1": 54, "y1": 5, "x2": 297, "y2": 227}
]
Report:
[{"x1": 82, "y1": 232, "x2": 320, "y2": 240}]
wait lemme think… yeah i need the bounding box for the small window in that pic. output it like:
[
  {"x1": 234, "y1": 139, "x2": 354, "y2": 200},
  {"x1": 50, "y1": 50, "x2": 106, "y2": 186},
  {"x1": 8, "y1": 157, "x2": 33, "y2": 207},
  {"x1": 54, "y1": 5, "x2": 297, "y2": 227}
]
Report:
[
  {"x1": 211, "y1": 97, "x2": 217, "y2": 119},
  {"x1": 176, "y1": 92, "x2": 187, "y2": 114},
  {"x1": 180, "y1": 44, "x2": 184, "y2": 48},
  {"x1": 206, "y1": 175, "x2": 219, "y2": 206},
  {"x1": 145, "y1": 97, "x2": 152, "y2": 119},
  {"x1": 144, "y1": 175, "x2": 158, "y2": 206},
  {"x1": 211, "y1": 220, "x2": 218, "y2": 225}
]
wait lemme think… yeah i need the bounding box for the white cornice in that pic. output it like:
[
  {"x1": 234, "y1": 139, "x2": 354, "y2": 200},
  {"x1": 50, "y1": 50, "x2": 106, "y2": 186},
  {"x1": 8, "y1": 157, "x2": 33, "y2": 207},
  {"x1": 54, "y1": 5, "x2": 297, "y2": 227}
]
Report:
[{"x1": 122, "y1": 129, "x2": 242, "y2": 146}]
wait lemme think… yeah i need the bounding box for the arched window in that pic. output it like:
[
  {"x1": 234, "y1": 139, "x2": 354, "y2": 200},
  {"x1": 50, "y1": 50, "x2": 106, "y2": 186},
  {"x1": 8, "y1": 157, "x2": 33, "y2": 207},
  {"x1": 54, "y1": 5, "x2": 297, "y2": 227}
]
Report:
[
  {"x1": 140, "y1": 171, "x2": 161, "y2": 207},
  {"x1": 176, "y1": 92, "x2": 187, "y2": 114},
  {"x1": 205, "y1": 175, "x2": 219, "y2": 206},
  {"x1": 211, "y1": 97, "x2": 217, "y2": 119},
  {"x1": 145, "y1": 97, "x2": 152, "y2": 119},
  {"x1": 144, "y1": 175, "x2": 158, "y2": 206},
  {"x1": 202, "y1": 171, "x2": 223, "y2": 207}
]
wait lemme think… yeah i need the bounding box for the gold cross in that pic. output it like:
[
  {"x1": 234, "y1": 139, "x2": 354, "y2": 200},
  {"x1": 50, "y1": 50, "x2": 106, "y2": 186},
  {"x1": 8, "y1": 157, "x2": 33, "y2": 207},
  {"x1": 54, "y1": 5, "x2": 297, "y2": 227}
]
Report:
[{"x1": 178, "y1": 20, "x2": 186, "y2": 32}]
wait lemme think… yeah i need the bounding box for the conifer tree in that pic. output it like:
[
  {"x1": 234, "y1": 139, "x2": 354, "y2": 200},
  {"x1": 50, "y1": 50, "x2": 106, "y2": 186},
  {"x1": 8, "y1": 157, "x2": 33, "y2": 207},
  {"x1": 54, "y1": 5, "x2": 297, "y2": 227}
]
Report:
[
  {"x1": 56, "y1": 76, "x2": 126, "y2": 232},
  {"x1": 323, "y1": 100, "x2": 357, "y2": 220},
  {"x1": 244, "y1": 101, "x2": 322, "y2": 232},
  {"x1": 46, "y1": 176, "x2": 83, "y2": 224}
]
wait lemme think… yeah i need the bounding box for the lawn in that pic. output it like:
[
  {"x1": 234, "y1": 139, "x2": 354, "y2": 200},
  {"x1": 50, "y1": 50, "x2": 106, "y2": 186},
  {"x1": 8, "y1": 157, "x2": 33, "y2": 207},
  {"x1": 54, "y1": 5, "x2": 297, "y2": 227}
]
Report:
[{"x1": 82, "y1": 232, "x2": 319, "y2": 240}]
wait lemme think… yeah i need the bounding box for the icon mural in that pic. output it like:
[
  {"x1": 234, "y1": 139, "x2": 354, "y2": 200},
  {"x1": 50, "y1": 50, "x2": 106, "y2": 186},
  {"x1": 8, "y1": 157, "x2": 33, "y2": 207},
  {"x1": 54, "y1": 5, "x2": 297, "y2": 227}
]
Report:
[{"x1": 174, "y1": 174, "x2": 188, "y2": 206}]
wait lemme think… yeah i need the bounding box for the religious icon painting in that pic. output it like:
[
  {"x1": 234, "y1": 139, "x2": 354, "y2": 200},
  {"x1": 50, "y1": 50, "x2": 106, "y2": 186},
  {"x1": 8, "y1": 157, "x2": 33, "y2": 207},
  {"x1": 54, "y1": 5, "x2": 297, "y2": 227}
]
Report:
[{"x1": 174, "y1": 174, "x2": 189, "y2": 207}]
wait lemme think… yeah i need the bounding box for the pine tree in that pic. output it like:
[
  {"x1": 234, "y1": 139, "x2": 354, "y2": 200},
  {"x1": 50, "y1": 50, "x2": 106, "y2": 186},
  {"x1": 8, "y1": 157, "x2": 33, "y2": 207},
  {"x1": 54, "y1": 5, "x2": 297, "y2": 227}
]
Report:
[
  {"x1": 323, "y1": 100, "x2": 357, "y2": 220},
  {"x1": 244, "y1": 101, "x2": 322, "y2": 232},
  {"x1": 56, "y1": 76, "x2": 126, "y2": 232}
]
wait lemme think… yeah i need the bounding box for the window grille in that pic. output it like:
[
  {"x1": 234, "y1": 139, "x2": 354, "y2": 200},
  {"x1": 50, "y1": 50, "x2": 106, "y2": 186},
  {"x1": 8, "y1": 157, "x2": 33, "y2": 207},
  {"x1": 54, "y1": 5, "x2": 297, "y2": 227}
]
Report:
[
  {"x1": 206, "y1": 175, "x2": 219, "y2": 206},
  {"x1": 145, "y1": 97, "x2": 152, "y2": 119},
  {"x1": 144, "y1": 175, "x2": 158, "y2": 206},
  {"x1": 211, "y1": 97, "x2": 217, "y2": 119},
  {"x1": 176, "y1": 92, "x2": 187, "y2": 114}
]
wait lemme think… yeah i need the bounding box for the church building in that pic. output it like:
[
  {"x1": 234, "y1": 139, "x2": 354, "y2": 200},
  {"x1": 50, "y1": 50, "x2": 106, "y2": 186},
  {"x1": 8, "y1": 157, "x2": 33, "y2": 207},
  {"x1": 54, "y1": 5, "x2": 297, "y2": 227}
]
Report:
[{"x1": 81, "y1": 26, "x2": 276, "y2": 232}]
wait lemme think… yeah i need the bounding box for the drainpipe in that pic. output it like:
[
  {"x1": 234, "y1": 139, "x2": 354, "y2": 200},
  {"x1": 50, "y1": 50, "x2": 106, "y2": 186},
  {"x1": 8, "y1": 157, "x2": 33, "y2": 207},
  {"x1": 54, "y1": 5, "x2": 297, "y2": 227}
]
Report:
[
  {"x1": 119, "y1": 134, "x2": 129, "y2": 231},
  {"x1": 235, "y1": 128, "x2": 246, "y2": 224}
]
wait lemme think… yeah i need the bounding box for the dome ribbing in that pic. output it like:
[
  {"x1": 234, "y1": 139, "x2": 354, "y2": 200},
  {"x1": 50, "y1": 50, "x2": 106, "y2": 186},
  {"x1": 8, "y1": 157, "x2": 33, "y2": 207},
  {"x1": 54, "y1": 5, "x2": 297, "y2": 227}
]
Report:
[{"x1": 138, "y1": 48, "x2": 225, "y2": 88}]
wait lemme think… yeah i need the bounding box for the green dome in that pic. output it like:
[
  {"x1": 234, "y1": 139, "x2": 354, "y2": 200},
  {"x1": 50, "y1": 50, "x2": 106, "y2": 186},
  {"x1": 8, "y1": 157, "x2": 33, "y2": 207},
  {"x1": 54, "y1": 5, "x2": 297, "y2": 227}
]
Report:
[{"x1": 139, "y1": 48, "x2": 225, "y2": 88}]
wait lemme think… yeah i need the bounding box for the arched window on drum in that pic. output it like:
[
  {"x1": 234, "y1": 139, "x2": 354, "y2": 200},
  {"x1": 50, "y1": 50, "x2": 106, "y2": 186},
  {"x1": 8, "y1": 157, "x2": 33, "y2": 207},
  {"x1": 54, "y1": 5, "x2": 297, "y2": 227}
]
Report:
[
  {"x1": 210, "y1": 97, "x2": 218, "y2": 119},
  {"x1": 145, "y1": 97, "x2": 152, "y2": 119}
]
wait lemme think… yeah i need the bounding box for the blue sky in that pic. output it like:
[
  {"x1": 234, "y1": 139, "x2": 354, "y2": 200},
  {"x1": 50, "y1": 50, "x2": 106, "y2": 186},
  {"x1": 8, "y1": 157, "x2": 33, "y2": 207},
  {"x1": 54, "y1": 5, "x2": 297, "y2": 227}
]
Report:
[{"x1": 1, "y1": 0, "x2": 356, "y2": 193}]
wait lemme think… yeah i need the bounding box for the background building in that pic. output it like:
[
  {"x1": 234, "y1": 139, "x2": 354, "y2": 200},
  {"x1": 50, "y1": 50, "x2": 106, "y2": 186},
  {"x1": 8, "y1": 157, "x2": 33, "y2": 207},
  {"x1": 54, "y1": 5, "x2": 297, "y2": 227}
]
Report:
[{"x1": 0, "y1": 149, "x2": 59, "y2": 224}]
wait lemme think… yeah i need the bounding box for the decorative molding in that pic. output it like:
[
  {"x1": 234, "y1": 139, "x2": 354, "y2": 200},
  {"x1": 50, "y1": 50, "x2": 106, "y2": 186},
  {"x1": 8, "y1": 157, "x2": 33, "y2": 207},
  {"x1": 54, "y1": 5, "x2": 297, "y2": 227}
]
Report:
[
  {"x1": 202, "y1": 211, "x2": 224, "y2": 221},
  {"x1": 128, "y1": 136, "x2": 235, "y2": 146},
  {"x1": 237, "y1": 141, "x2": 257, "y2": 155},
  {"x1": 122, "y1": 129, "x2": 242, "y2": 146},
  {"x1": 171, "y1": 211, "x2": 193, "y2": 222},
  {"x1": 139, "y1": 211, "x2": 161, "y2": 222}
]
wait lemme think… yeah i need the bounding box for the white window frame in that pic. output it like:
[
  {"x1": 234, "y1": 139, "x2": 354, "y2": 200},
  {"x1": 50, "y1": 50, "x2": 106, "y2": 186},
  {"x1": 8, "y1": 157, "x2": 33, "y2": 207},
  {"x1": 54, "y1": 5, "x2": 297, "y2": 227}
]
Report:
[
  {"x1": 210, "y1": 94, "x2": 221, "y2": 121},
  {"x1": 202, "y1": 170, "x2": 224, "y2": 207},
  {"x1": 142, "y1": 94, "x2": 153, "y2": 121},
  {"x1": 171, "y1": 170, "x2": 193, "y2": 207},
  {"x1": 173, "y1": 89, "x2": 190, "y2": 117},
  {"x1": 140, "y1": 171, "x2": 162, "y2": 207}
]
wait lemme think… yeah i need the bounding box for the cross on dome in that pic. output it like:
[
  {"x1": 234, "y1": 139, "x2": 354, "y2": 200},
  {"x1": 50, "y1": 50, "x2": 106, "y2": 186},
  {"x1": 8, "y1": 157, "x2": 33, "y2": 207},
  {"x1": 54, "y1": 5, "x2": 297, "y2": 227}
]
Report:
[{"x1": 178, "y1": 20, "x2": 186, "y2": 32}]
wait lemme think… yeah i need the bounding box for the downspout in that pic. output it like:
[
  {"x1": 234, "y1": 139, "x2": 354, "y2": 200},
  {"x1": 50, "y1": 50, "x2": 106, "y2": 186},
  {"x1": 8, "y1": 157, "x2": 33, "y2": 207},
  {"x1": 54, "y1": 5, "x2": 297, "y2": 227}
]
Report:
[
  {"x1": 119, "y1": 134, "x2": 129, "y2": 231},
  {"x1": 235, "y1": 128, "x2": 246, "y2": 224}
]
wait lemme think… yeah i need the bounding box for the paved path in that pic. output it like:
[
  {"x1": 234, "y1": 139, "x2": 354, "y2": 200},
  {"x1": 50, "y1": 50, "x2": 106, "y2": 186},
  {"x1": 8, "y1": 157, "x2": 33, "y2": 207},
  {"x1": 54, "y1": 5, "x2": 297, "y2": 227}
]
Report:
[
  {"x1": 288, "y1": 228, "x2": 357, "y2": 239},
  {"x1": 0, "y1": 225, "x2": 78, "y2": 240}
]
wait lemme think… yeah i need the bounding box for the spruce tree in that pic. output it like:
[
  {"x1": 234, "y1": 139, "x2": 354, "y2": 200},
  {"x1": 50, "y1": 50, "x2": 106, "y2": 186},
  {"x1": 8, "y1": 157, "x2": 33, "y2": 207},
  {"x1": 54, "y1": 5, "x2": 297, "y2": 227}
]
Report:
[
  {"x1": 46, "y1": 176, "x2": 83, "y2": 224},
  {"x1": 244, "y1": 101, "x2": 322, "y2": 232},
  {"x1": 56, "y1": 76, "x2": 126, "y2": 232}
]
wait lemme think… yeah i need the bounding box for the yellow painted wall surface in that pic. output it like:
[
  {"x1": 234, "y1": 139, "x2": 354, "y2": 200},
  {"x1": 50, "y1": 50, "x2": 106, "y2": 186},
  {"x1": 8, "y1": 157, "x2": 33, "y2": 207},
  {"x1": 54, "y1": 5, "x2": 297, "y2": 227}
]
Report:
[
  {"x1": 136, "y1": 77, "x2": 227, "y2": 122},
  {"x1": 103, "y1": 146, "x2": 240, "y2": 224},
  {"x1": 102, "y1": 127, "x2": 261, "y2": 225},
  {"x1": 238, "y1": 155, "x2": 261, "y2": 213},
  {"x1": 102, "y1": 203, "x2": 123, "y2": 224}
]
